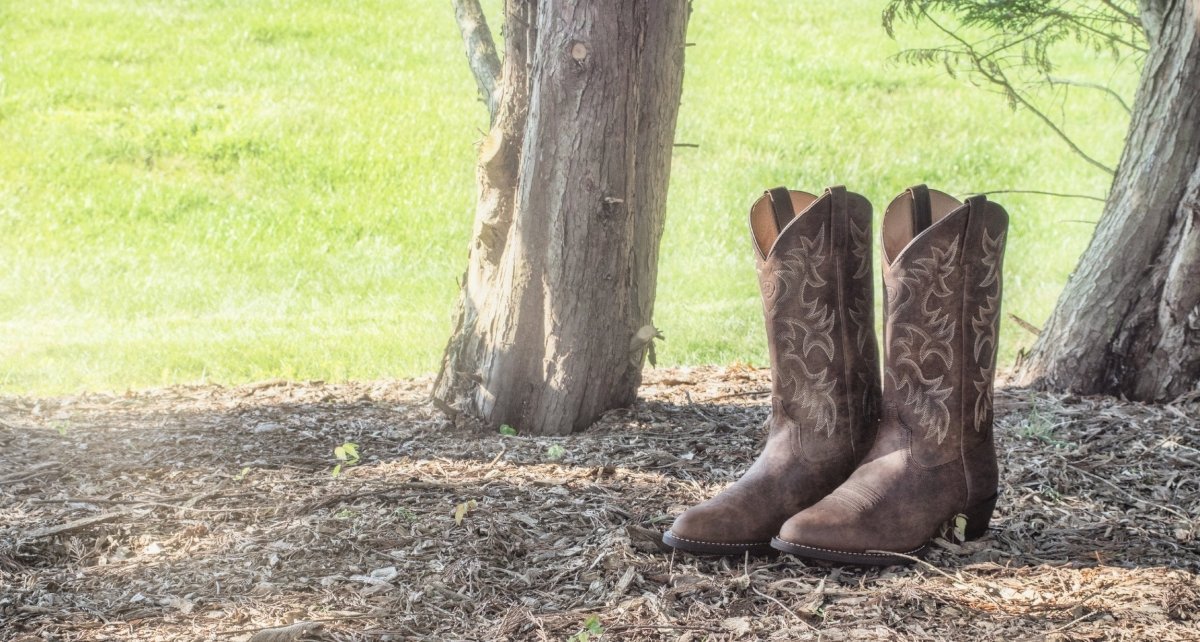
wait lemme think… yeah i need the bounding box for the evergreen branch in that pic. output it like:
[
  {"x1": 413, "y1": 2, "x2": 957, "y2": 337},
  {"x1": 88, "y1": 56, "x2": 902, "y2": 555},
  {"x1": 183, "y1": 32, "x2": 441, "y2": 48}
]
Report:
[
  {"x1": 915, "y1": 4, "x2": 1119, "y2": 175},
  {"x1": 1098, "y1": 0, "x2": 1142, "y2": 26},
  {"x1": 1059, "y1": 12, "x2": 1148, "y2": 51},
  {"x1": 1046, "y1": 76, "x2": 1133, "y2": 114},
  {"x1": 978, "y1": 189, "x2": 1108, "y2": 202}
]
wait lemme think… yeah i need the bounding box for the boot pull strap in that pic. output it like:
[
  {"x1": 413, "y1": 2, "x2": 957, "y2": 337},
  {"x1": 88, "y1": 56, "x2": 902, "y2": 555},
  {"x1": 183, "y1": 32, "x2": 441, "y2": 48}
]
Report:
[
  {"x1": 828, "y1": 184, "x2": 848, "y2": 262},
  {"x1": 827, "y1": 184, "x2": 847, "y2": 209},
  {"x1": 767, "y1": 186, "x2": 794, "y2": 233},
  {"x1": 964, "y1": 193, "x2": 988, "y2": 211},
  {"x1": 909, "y1": 184, "x2": 932, "y2": 236}
]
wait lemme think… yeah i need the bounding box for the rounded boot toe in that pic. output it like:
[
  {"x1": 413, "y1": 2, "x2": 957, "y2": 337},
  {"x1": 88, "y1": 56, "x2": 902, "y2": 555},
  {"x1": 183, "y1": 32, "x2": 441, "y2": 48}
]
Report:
[
  {"x1": 774, "y1": 504, "x2": 846, "y2": 552},
  {"x1": 772, "y1": 502, "x2": 926, "y2": 565},
  {"x1": 663, "y1": 501, "x2": 774, "y2": 555}
]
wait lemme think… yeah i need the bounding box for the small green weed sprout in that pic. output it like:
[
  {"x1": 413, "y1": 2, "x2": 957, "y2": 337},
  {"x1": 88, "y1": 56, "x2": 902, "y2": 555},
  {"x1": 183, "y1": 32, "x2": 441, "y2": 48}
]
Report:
[
  {"x1": 332, "y1": 442, "x2": 361, "y2": 478},
  {"x1": 568, "y1": 615, "x2": 603, "y2": 641}
]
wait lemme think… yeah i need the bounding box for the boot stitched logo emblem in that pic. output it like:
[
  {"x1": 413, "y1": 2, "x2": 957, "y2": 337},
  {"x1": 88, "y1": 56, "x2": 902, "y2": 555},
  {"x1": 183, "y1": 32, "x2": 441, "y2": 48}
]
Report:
[
  {"x1": 887, "y1": 236, "x2": 959, "y2": 443},
  {"x1": 767, "y1": 225, "x2": 838, "y2": 438}
]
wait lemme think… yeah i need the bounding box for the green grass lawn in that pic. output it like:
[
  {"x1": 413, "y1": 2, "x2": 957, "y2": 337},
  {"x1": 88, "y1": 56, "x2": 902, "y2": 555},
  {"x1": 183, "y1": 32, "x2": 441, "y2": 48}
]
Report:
[{"x1": 0, "y1": 0, "x2": 1137, "y2": 394}]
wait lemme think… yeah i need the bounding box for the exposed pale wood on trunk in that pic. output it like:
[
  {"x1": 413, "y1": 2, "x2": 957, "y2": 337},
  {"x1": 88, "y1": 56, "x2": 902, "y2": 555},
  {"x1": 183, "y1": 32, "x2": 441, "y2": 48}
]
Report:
[
  {"x1": 1016, "y1": 0, "x2": 1200, "y2": 400},
  {"x1": 432, "y1": 0, "x2": 534, "y2": 418},
  {"x1": 433, "y1": 0, "x2": 690, "y2": 434}
]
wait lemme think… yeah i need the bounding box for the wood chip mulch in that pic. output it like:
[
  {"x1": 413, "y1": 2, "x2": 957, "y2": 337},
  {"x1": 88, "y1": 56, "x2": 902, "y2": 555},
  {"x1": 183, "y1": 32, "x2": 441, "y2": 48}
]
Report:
[{"x1": 1, "y1": 366, "x2": 1197, "y2": 641}]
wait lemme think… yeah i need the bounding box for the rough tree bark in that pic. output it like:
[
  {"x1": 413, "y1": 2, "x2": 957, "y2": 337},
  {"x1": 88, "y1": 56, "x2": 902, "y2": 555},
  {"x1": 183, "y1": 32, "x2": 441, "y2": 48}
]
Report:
[
  {"x1": 433, "y1": 0, "x2": 691, "y2": 434},
  {"x1": 1016, "y1": 0, "x2": 1200, "y2": 401}
]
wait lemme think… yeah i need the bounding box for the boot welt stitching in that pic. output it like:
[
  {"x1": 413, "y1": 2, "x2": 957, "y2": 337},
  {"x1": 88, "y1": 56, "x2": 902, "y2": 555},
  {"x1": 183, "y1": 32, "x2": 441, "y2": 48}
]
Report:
[
  {"x1": 664, "y1": 533, "x2": 770, "y2": 547},
  {"x1": 773, "y1": 538, "x2": 925, "y2": 558}
]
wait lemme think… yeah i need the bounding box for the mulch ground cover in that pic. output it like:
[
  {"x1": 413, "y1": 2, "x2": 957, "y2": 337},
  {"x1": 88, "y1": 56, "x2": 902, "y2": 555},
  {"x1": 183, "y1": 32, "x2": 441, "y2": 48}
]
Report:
[{"x1": 1, "y1": 367, "x2": 1197, "y2": 641}]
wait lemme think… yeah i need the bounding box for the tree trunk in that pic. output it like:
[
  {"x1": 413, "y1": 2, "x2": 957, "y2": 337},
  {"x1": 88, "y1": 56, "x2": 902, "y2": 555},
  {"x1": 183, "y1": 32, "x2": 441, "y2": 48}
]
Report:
[
  {"x1": 433, "y1": 0, "x2": 691, "y2": 434},
  {"x1": 1015, "y1": 0, "x2": 1200, "y2": 401}
]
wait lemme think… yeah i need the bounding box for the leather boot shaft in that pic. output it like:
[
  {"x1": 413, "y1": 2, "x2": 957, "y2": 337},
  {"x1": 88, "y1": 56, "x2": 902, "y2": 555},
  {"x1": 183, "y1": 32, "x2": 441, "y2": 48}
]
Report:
[
  {"x1": 752, "y1": 186, "x2": 881, "y2": 465},
  {"x1": 876, "y1": 187, "x2": 1007, "y2": 500}
]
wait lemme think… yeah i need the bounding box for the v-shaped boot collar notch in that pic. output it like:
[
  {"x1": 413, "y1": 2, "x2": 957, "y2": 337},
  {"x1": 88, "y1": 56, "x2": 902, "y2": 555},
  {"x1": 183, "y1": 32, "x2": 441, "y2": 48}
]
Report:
[
  {"x1": 882, "y1": 186, "x2": 989, "y2": 266},
  {"x1": 750, "y1": 185, "x2": 847, "y2": 260}
]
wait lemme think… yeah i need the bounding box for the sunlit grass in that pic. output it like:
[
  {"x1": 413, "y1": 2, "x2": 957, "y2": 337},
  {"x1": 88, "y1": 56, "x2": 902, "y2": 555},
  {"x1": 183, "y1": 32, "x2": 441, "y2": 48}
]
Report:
[{"x1": 0, "y1": 0, "x2": 1136, "y2": 393}]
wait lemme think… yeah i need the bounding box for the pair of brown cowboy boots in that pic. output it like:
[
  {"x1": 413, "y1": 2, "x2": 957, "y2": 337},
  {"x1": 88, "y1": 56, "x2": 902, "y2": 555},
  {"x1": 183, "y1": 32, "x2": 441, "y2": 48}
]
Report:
[{"x1": 662, "y1": 185, "x2": 1008, "y2": 565}]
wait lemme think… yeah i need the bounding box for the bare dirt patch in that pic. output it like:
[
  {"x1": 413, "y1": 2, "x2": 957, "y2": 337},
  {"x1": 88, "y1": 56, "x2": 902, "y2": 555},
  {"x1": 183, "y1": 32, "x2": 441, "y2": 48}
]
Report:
[{"x1": 1, "y1": 367, "x2": 1197, "y2": 641}]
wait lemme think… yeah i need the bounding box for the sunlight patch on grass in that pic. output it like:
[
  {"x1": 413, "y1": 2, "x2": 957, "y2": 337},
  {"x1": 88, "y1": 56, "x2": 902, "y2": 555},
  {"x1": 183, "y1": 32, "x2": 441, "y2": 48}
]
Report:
[{"x1": 0, "y1": 0, "x2": 1134, "y2": 393}]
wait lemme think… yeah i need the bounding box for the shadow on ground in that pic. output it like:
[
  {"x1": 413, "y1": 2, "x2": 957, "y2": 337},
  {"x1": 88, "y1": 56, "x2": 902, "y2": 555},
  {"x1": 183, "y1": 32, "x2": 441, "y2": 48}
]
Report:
[{"x1": 1, "y1": 367, "x2": 1197, "y2": 640}]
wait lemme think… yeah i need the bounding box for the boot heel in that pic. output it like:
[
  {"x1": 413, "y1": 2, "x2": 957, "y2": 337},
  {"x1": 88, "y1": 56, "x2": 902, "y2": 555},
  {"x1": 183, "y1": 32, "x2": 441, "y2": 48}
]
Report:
[{"x1": 962, "y1": 493, "x2": 999, "y2": 540}]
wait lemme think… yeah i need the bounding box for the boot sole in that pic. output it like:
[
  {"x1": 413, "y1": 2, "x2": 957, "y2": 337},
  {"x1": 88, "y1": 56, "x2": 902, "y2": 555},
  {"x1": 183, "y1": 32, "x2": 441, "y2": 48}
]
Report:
[
  {"x1": 662, "y1": 530, "x2": 776, "y2": 556},
  {"x1": 769, "y1": 493, "x2": 999, "y2": 566},
  {"x1": 768, "y1": 538, "x2": 929, "y2": 566}
]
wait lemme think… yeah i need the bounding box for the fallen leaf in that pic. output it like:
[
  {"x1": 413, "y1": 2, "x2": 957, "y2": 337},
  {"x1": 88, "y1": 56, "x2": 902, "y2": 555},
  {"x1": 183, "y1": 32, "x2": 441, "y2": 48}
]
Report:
[
  {"x1": 721, "y1": 616, "x2": 752, "y2": 637},
  {"x1": 453, "y1": 499, "x2": 477, "y2": 526}
]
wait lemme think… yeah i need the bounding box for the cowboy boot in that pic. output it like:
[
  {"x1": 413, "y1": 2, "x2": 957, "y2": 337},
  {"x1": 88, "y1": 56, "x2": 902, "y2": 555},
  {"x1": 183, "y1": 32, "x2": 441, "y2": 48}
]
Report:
[
  {"x1": 771, "y1": 185, "x2": 1008, "y2": 565},
  {"x1": 663, "y1": 186, "x2": 881, "y2": 555}
]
